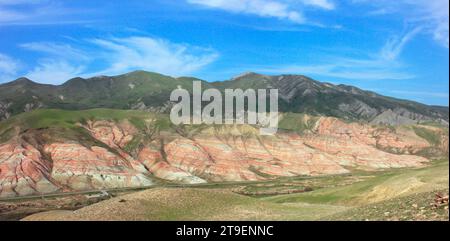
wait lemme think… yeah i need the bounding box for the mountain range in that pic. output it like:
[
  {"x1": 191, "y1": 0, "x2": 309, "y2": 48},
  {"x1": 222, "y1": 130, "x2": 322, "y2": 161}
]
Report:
[
  {"x1": 0, "y1": 70, "x2": 449, "y2": 198},
  {"x1": 0, "y1": 70, "x2": 448, "y2": 125},
  {"x1": 0, "y1": 108, "x2": 447, "y2": 198}
]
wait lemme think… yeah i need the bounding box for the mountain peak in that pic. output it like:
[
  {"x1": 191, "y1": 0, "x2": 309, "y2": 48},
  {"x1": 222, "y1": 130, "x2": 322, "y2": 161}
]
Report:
[
  {"x1": 128, "y1": 70, "x2": 151, "y2": 75},
  {"x1": 123, "y1": 70, "x2": 162, "y2": 77},
  {"x1": 231, "y1": 72, "x2": 264, "y2": 80},
  {"x1": 62, "y1": 76, "x2": 86, "y2": 85},
  {"x1": 10, "y1": 77, "x2": 35, "y2": 85}
]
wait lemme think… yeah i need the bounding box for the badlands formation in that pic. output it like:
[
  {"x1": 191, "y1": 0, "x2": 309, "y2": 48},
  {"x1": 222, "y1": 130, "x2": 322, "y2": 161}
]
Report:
[{"x1": 0, "y1": 112, "x2": 446, "y2": 198}]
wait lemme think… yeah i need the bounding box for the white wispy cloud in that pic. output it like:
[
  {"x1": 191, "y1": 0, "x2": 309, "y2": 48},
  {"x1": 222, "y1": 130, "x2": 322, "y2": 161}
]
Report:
[
  {"x1": 187, "y1": 0, "x2": 336, "y2": 24},
  {"x1": 0, "y1": 0, "x2": 31, "y2": 23},
  {"x1": 0, "y1": 53, "x2": 20, "y2": 82},
  {"x1": 0, "y1": 9, "x2": 25, "y2": 23},
  {"x1": 353, "y1": 0, "x2": 449, "y2": 48},
  {"x1": 380, "y1": 27, "x2": 422, "y2": 61},
  {"x1": 0, "y1": 0, "x2": 42, "y2": 4},
  {"x1": 89, "y1": 37, "x2": 219, "y2": 77},
  {"x1": 0, "y1": 54, "x2": 18, "y2": 75},
  {"x1": 20, "y1": 42, "x2": 89, "y2": 61},
  {"x1": 423, "y1": 0, "x2": 449, "y2": 47},
  {"x1": 253, "y1": 30, "x2": 418, "y2": 81},
  {"x1": 301, "y1": 0, "x2": 335, "y2": 10},
  {"x1": 0, "y1": 0, "x2": 41, "y2": 23},
  {"x1": 26, "y1": 60, "x2": 85, "y2": 84},
  {"x1": 20, "y1": 42, "x2": 88, "y2": 83},
  {"x1": 388, "y1": 90, "x2": 449, "y2": 99},
  {"x1": 187, "y1": 0, "x2": 305, "y2": 23},
  {"x1": 20, "y1": 36, "x2": 219, "y2": 84},
  {"x1": 255, "y1": 60, "x2": 414, "y2": 81},
  {"x1": 0, "y1": 0, "x2": 92, "y2": 25}
]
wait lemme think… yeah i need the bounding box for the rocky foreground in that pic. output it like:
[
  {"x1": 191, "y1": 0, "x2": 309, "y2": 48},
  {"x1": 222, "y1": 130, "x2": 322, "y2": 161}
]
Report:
[{"x1": 0, "y1": 111, "x2": 447, "y2": 198}]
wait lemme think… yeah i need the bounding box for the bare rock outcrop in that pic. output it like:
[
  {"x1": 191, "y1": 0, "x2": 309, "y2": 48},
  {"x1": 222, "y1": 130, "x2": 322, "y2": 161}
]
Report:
[
  {"x1": 0, "y1": 117, "x2": 444, "y2": 198},
  {"x1": 0, "y1": 139, "x2": 59, "y2": 198}
]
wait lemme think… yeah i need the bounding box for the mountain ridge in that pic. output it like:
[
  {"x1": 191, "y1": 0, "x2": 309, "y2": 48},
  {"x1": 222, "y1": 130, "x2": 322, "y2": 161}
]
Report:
[{"x1": 0, "y1": 70, "x2": 448, "y2": 125}]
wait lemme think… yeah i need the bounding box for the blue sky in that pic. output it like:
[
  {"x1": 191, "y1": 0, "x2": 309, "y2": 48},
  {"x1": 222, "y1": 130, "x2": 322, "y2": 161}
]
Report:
[{"x1": 0, "y1": 0, "x2": 448, "y2": 106}]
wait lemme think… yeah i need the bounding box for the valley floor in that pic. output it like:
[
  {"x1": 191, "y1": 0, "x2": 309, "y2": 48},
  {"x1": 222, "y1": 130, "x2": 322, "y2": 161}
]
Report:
[{"x1": 16, "y1": 158, "x2": 449, "y2": 221}]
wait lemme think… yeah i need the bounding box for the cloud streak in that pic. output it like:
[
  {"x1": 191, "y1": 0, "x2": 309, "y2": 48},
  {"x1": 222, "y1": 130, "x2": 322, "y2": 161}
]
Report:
[
  {"x1": 20, "y1": 42, "x2": 89, "y2": 61},
  {"x1": 187, "y1": 0, "x2": 305, "y2": 23},
  {"x1": 380, "y1": 27, "x2": 422, "y2": 61},
  {"x1": 89, "y1": 37, "x2": 219, "y2": 77},
  {"x1": 0, "y1": 0, "x2": 93, "y2": 26},
  {"x1": 388, "y1": 90, "x2": 449, "y2": 99},
  {"x1": 354, "y1": 0, "x2": 449, "y2": 48},
  {"x1": 301, "y1": 0, "x2": 335, "y2": 10},
  {"x1": 252, "y1": 30, "x2": 418, "y2": 81},
  {"x1": 187, "y1": 0, "x2": 335, "y2": 24},
  {"x1": 0, "y1": 53, "x2": 19, "y2": 82},
  {"x1": 26, "y1": 60, "x2": 85, "y2": 84},
  {"x1": 255, "y1": 60, "x2": 414, "y2": 81},
  {"x1": 423, "y1": 0, "x2": 449, "y2": 47},
  {"x1": 20, "y1": 36, "x2": 219, "y2": 84}
]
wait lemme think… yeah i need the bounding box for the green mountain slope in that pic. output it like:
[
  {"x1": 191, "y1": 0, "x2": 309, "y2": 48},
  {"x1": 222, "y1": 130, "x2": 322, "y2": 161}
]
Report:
[
  {"x1": 0, "y1": 71, "x2": 448, "y2": 125},
  {"x1": 216, "y1": 72, "x2": 449, "y2": 125}
]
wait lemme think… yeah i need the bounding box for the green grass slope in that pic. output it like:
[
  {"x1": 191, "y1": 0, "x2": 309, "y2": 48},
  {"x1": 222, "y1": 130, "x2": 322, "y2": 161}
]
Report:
[{"x1": 263, "y1": 159, "x2": 449, "y2": 206}]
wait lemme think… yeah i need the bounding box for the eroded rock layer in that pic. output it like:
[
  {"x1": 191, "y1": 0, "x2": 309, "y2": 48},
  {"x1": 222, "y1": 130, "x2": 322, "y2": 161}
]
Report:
[{"x1": 0, "y1": 116, "x2": 446, "y2": 198}]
